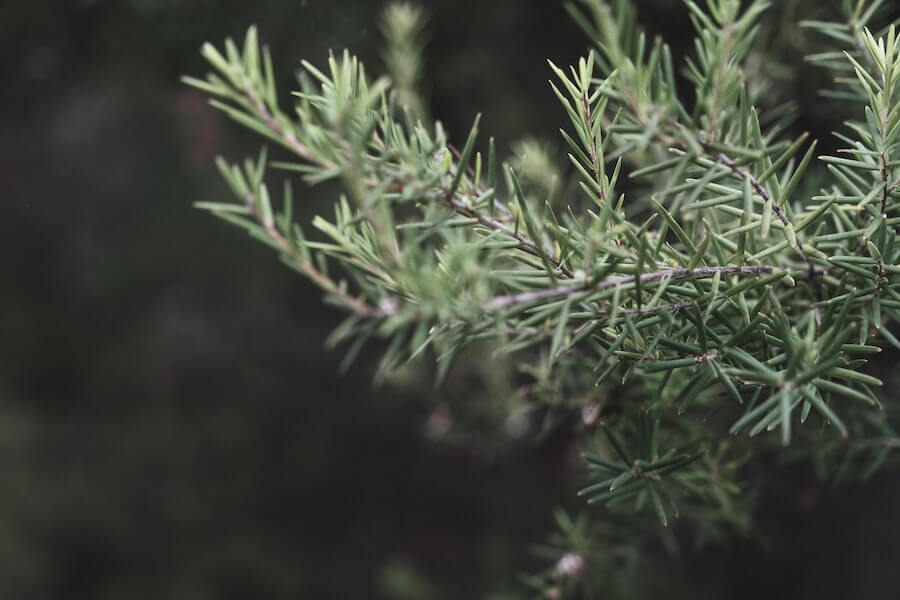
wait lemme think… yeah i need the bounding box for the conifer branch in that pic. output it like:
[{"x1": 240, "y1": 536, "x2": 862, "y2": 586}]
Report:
[{"x1": 185, "y1": 4, "x2": 900, "y2": 589}]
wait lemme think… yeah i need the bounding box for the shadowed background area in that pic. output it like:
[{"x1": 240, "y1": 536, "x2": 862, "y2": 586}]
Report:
[{"x1": 2, "y1": 1, "x2": 900, "y2": 598}]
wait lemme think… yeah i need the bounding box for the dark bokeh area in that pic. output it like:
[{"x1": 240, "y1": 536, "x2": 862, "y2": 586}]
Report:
[{"x1": 2, "y1": 1, "x2": 900, "y2": 598}]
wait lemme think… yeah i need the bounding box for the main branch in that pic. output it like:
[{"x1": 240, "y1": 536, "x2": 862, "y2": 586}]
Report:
[{"x1": 485, "y1": 265, "x2": 775, "y2": 311}]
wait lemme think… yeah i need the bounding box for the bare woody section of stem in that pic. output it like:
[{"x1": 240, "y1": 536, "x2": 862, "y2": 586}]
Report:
[{"x1": 485, "y1": 265, "x2": 776, "y2": 311}]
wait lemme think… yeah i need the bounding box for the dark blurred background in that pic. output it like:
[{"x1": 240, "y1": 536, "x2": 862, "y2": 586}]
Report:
[{"x1": 2, "y1": 0, "x2": 900, "y2": 598}]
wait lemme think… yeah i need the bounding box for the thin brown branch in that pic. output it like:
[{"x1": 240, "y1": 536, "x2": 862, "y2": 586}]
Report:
[
  {"x1": 444, "y1": 147, "x2": 575, "y2": 278},
  {"x1": 485, "y1": 265, "x2": 775, "y2": 311},
  {"x1": 241, "y1": 191, "x2": 392, "y2": 319},
  {"x1": 241, "y1": 88, "x2": 327, "y2": 167},
  {"x1": 712, "y1": 151, "x2": 818, "y2": 277},
  {"x1": 448, "y1": 197, "x2": 575, "y2": 278}
]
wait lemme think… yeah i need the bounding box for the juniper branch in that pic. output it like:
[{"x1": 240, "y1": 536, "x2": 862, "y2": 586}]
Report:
[{"x1": 186, "y1": 5, "x2": 900, "y2": 587}]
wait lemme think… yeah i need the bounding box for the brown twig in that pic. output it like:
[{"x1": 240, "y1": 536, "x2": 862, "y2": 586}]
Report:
[
  {"x1": 242, "y1": 88, "x2": 332, "y2": 169},
  {"x1": 711, "y1": 151, "x2": 818, "y2": 278},
  {"x1": 485, "y1": 265, "x2": 775, "y2": 311},
  {"x1": 447, "y1": 196, "x2": 574, "y2": 278},
  {"x1": 241, "y1": 190, "x2": 392, "y2": 319}
]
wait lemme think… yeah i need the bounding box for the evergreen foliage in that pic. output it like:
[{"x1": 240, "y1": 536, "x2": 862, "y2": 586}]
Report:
[{"x1": 185, "y1": 0, "x2": 900, "y2": 595}]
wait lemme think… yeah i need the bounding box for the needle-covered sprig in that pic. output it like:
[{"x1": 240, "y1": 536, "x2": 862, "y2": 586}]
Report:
[{"x1": 184, "y1": 2, "x2": 900, "y2": 596}]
